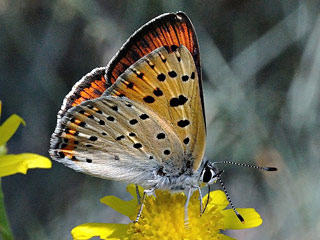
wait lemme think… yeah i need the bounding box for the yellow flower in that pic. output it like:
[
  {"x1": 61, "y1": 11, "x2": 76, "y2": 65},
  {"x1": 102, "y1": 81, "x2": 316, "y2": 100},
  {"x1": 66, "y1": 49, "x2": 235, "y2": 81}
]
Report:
[
  {"x1": 71, "y1": 184, "x2": 262, "y2": 240},
  {"x1": 0, "y1": 101, "x2": 51, "y2": 177}
]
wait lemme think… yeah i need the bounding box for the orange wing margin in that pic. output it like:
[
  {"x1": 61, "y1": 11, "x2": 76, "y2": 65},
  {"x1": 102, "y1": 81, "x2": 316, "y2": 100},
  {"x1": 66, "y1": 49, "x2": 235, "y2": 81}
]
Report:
[{"x1": 106, "y1": 12, "x2": 201, "y2": 84}]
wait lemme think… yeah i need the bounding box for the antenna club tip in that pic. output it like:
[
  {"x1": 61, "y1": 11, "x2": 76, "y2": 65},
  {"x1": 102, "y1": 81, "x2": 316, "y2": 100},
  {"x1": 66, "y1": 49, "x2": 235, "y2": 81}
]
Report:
[
  {"x1": 236, "y1": 213, "x2": 245, "y2": 223},
  {"x1": 264, "y1": 167, "x2": 278, "y2": 171}
]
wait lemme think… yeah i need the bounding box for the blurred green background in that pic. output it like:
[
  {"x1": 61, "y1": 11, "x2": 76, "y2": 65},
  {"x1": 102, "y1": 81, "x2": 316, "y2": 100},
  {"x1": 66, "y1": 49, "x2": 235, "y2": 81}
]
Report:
[{"x1": 1, "y1": 0, "x2": 319, "y2": 239}]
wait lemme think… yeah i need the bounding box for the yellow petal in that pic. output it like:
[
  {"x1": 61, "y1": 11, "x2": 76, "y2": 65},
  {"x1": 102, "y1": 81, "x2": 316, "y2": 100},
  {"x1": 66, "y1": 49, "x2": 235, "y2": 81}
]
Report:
[
  {"x1": 126, "y1": 184, "x2": 143, "y2": 199},
  {"x1": 0, "y1": 153, "x2": 52, "y2": 177},
  {"x1": 222, "y1": 208, "x2": 263, "y2": 229},
  {"x1": 100, "y1": 195, "x2": 137, "y2": 219},
  {"x1": 71, "y1": 223, "x2": 128, "y2": 240},
  {"x1": 0, "y1": 114, "x2": 26, "y2": 146},
  {"x1": 0, "y1": 145, "x2": 7, "y2": 156},
  {"x1": 203, "y1": 190, "x2": 229, "y2": 210},
  {"x1": 100, "y1": 185, "x2": 142, "y2": 219}
]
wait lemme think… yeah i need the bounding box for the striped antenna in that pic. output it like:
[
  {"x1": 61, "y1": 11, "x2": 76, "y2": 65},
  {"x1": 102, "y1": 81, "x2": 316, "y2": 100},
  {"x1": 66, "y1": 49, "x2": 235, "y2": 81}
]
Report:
[
  {"x1": 213, "y1": 161, "x2": 277, "y2": 171},
  {"x1": 217, "y1": 172, "x2": 245, "y2": 223}
]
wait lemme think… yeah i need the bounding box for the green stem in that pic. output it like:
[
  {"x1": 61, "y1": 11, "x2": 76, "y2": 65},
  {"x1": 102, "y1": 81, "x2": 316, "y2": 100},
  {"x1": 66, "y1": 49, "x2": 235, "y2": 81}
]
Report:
[{"x1": 0, "y1": 179, "x2": 14, "y2": 240}]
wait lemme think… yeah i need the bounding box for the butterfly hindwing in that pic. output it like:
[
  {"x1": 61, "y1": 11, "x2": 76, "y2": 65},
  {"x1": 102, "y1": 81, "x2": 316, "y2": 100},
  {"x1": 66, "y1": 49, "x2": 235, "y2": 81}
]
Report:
[
  {"x1": 58, "y1": 67, "x2": 111, "y2": 119},
  {"x1": 104, "y1": 45, "x2": 206, "y2": 172},
  {"x1": 50, "y1": 96, "x2": 185, "y2": 186}
]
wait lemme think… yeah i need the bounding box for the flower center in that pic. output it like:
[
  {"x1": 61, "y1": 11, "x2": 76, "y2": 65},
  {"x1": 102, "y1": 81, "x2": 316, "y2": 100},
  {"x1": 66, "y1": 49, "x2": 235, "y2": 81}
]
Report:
[{"x1": 127, "y1": 190, "x2": 225, "y2": 240}]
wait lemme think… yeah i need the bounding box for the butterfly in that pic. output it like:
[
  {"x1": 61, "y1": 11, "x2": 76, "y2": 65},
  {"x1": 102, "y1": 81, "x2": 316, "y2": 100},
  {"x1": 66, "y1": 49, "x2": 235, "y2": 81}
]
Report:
[{"x1": 50, "y1": 11, "x2": 276, "y2": 224}]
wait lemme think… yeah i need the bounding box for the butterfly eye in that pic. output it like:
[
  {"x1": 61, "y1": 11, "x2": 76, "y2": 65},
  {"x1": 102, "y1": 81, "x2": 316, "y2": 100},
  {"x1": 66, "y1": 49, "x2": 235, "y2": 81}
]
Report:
[
  {"x1": 202, "y1": 168, "x2": 212, "y2": 183},
  {"x1": 201, "y1": 165, "x2": 218, "y2": 184}
]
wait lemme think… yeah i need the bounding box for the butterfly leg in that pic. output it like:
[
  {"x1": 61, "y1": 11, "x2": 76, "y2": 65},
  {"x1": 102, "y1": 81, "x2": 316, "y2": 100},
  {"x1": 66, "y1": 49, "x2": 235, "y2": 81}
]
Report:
[
  {"x1": 184, "y1": 188, "x2": 192, "y2": 226},
  {"x1": 134, "y1": 188, "x2": 154, "y2": 223},
  {"x1": 196, "y1": 186, "x2": 203, "y2": 215},
  {"x1": 135, "y1": 184, "x2": 141, "y2": 205}
]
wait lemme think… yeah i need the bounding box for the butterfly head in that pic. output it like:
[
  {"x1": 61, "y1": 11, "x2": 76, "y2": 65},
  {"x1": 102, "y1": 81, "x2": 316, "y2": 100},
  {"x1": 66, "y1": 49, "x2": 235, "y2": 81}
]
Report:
[{"x1": 199, "y1": 161, "x2": 219, "y2": 185}]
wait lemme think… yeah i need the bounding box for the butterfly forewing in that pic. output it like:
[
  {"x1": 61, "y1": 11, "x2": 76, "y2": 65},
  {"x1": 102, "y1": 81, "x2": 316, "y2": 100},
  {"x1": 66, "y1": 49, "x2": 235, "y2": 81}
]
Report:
[
  {"x1": 50, "y1": 96, "x2": 185, "y2": 185},
  {"x1": 104, "y1": 45, "x2": 206, "y2": 171}
]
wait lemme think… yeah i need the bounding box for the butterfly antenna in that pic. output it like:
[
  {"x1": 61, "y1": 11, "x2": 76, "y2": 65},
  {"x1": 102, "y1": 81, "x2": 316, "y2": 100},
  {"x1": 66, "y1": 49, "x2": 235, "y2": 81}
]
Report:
[
  {"x1": 214, "y1": 161, "x2": 277, "y2": 172},
  {"x1": 217, "y1": 173, "x2": 245, "y2": 223},
  {"x1": 201, "y1": 185, "x2": 210, "y2": 214}
]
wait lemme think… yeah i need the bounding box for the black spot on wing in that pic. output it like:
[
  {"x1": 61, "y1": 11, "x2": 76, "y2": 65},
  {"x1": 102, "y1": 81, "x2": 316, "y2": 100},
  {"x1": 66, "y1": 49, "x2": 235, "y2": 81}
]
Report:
[
  {"x1": 79, "y1": 122, "x2": 86, "y2": 127},
  {"x1": 137, "y1": 72, "x2": 144, "y2": 79},
  {"x1": 129, "y1": 132, "x2": 136, "y2": 137},
  {"x1": 116, "y1": 135, "x2": 125, "y2": 141},
  {"x1": 168, "y1": 71, "x2": 177, "y2": 78},
  {"x1": 156, "y1": 133, "x2": 165, "y2": 139},
  {"x1": 157, "y1": 73, "x2": 166, "y2": 82},
  {"x1": 170, "y1": 95, "x2": 188, "y2": 107},
  {"x1": 111, "y1": 105, "x2": 118, "y2": 111},
  {"x1": 191, "y1": 72, "x2": 195, "y2": 79},
  {"x1": 143, "y1": 96, "x2": 155, "y2": 103},
  {"x1": 129, "y1": 119, "x2": 138, "y2": 125},
  {"x1": 164, "y1": 150, "x2": 171, "y2": 155},
  {"x1": 107, "y1": 116, "x2": 115, "y2": 122},
  {"x1": 177, "y1": 120, "x2": 190, "y2": 128},
  {"x1": 139, "y1": 114, "x2": 149, "y2": 120},
  {"x1": 89, "y1": 136, "x2": 98, "y2": 141},
  {"x1": 133, "y1": 143, "x2": 142, "y2": 149},
  {"x1": 171, "y1": 45, "x2": 178, "y2": 51},
  {"x1": 153, "y1": 88, "x2": 163, "y2": 97},
  {"x1": 127, "y1": 82, "x2": 134, "y2": 89},
  {"x1": 182, "y1": 75, "x2": 189, "y2": 82}
]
